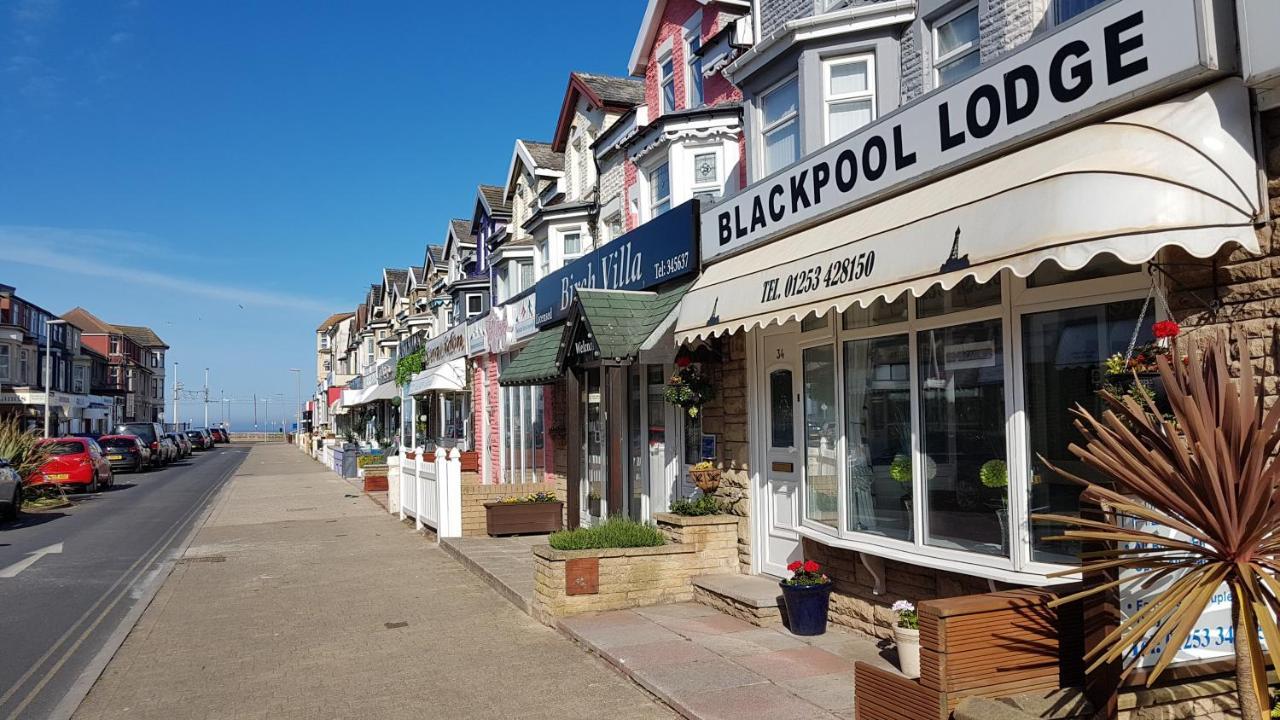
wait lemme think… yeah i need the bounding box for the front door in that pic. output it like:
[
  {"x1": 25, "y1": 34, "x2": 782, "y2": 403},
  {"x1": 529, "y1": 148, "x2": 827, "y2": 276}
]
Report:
[
  {"x1": 581, "y1": 368, "x2": 606, "y2": 525},
  {"x1": 758, "y1": 331, "x2": 803, "y2": 577}
]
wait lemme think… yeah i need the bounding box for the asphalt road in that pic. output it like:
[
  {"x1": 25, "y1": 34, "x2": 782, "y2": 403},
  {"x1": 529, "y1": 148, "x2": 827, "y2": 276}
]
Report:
[{"x1": 0, "y1": 443, "x2": 249, "y2": 720}]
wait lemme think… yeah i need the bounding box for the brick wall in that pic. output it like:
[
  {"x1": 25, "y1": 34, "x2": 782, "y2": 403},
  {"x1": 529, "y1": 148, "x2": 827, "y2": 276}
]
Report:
[
  {"x1": 1162, "y1": 109, "x2": 1280, "y2": 408},
  {"x1": 690, "y1": 332, "x2": 753, "y2": 572},
  {"x1": 460, "y1": 478, "x2": 557, "y2": 537},
  {"x1": 978, "y1": 0, "x2": 1048, "y2": 64},
  {"x1": 532, "y1": 513, "x2": 738, "y2": 619}
]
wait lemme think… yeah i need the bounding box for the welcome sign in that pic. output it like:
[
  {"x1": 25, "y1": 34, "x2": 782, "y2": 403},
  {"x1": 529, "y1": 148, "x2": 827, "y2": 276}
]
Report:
[
  {"x1": 703, "y1": 0, "x2": 1232, "y2": 262},
  {"x1": 534, "y1": 200, "x2": 698, "y2": 328}
]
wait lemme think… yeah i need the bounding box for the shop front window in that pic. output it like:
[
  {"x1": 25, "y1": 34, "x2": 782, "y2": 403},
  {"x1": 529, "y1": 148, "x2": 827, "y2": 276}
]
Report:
[
  {"x1": 1023, "y1": 298, "x2": 1149, "y2": 564},
  {"x1": 803, "y1": 345, "x2": 839, "y2": 529},
  {"x1": 919, "y1": 319, "x2": 1008, "y2": 556},
  {"x1": 844, "y1": 334, "x2": 911, "y2": 539}
]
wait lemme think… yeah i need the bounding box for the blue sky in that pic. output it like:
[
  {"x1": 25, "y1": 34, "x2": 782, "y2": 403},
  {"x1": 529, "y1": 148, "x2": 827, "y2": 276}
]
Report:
[{"x1": 0, "y1": 0, "x2": 643, "y2": 430}]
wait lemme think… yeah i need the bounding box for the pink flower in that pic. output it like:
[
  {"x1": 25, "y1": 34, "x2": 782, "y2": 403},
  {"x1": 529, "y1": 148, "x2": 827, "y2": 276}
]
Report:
[
  {"x1": 803, "y1": 560, "x2": 820, "y2": 573},
  {"x1": 787, "y1": 560, "x2": 803, "y2": 572}
]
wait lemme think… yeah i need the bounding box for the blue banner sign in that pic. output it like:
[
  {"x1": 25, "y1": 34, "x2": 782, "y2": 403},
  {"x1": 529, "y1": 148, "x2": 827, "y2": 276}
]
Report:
[{"x1": 534, "y1": 200, "x2": 699, "y2": 328}]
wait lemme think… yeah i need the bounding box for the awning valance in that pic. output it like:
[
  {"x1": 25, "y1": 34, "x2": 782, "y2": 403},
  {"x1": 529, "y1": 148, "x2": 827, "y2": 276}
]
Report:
[
  {"x1": 407, "y1": 359, "x2": 467, "y2": 395},
  {"x1": 676, "y1": 80, "x2": 1262, "y2": 343},
  {"x1": 499, "y1": 325, "x2": 567, "y2": 386},
  {"x1": 344, "y1": 381, "x2": 397, "y2": 406}
]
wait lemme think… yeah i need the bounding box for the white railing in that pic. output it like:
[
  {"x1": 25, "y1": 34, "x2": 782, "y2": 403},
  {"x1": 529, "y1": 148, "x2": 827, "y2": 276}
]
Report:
[{"x1": 398, "y1": 446, "x2": 461, "y2": 537}]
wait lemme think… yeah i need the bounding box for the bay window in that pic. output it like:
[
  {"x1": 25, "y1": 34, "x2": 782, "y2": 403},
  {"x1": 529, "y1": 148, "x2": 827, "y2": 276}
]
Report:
[
  {"x1": 793, "y1": 261, "x2": 1148, "y2": 576},
  {"x1": 517, "y1": 261, "x2": 534, "y2": 293},
  {"x1": 500, "y1": 375, "x2": 544, "y2": 484},
  {"x1": 824, "y1": 55, "x2": 876, "y2": 143},
  {"x1": 648, "y1": 162, "x2": 671, "y2": 218},
  {"x1": 691, "y1": 150, "x2": 721, "y2": 204},
  {"x1": 761, "y1": 75, "x2": 800, "y2": 175},
  {"x1": 0, "y1": 345, "x2": 9, "y2": 381},
  {"x1": 933, "y1": 3, "x2": 980, "y2": 87},
  {"x1": 562, "y1": 231, "x2": 582, "y2": 259}
]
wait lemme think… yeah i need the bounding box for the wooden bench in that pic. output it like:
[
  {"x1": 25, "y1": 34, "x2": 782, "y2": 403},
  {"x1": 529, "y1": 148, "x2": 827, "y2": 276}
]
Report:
[{"x1": 855, "y1": 589, "x2": 1072, "y2": 720}]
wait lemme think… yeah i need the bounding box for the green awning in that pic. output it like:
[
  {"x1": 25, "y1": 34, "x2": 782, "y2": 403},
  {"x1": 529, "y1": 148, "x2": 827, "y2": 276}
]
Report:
[
  {"x1": 562, "y1": 281, "x2": 691, "y2": 365},
  {"x1": 498, "y1": 326, "x2": 567, "y2": 386}
]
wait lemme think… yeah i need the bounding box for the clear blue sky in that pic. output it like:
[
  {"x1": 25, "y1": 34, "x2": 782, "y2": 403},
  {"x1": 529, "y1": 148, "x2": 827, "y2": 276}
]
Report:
[{"x1": 0, "y1": 0, "x2": 643, "y2": 430}]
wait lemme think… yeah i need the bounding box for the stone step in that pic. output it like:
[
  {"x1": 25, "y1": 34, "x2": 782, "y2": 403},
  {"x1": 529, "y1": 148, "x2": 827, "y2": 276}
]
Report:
[{"x1": 692, "y1": 573, "x2": 784, "y2": 627}]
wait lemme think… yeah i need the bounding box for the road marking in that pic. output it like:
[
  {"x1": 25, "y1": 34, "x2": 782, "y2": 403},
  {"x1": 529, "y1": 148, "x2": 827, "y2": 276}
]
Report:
[
  {"x1": 0, "y1": 449, "x2": 244, "y2": 720},
  {"x1": 0, "y1": 543, "x2": 64, "y2": 578}
]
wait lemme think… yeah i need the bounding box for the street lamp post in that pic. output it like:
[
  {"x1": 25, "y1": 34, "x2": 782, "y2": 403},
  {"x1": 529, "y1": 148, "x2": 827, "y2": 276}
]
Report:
[
  {"x1": 43, "y1": 319, "x2": 67, "y2": 438},
  {"x1": 204, "y1": 368, "x2": 209, "y2": 428},
  {"x1": 289, "y1": 368, "x2": 301, "y2": 437},
  {"x1": 172, "y1": 361, "x2": 180, "y2": 431}
]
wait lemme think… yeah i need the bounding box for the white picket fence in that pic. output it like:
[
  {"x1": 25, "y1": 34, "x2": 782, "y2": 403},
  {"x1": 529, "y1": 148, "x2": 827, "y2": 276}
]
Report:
[{"x1": 398, "y1": 447, "x2": 463, "y2": 537}]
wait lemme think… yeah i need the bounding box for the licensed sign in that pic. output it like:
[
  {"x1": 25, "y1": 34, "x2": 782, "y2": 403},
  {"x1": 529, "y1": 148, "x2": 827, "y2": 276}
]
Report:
[
  {"x1": 702, "y1": 0, "x2": 1233, "y2": 262},
  {"x1": 535, "y1": 200, "x2": 698, "y2": 328}
]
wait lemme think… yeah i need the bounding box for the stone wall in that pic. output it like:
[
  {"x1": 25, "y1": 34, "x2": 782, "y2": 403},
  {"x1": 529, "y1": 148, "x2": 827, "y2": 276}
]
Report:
[
  {"x1": 694, "y1": 332, "x2": 753, "y2": 572},
  {"x1": 460, "y1": 478, "x2": 557, "y2": 537},
  {"x1": 532, "y1": 513, "x2": 738, "y2": 619},
  {"x1": 802, "y1": 537, "x2": 991, "y2": 639}
]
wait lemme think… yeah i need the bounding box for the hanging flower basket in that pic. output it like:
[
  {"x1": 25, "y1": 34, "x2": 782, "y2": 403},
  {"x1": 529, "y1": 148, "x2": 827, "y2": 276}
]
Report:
[
  {"x1": 664, "y1": 361, "x2": 715, "y2": 418},
  {"x1": 689, "y1": 461, "x2": 721, "y2": 494}
]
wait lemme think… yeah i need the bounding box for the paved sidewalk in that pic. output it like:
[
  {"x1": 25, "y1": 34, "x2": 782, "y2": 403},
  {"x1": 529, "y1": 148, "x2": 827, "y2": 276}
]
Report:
[
  {"x1": 73, "y1": 444, "x2": 673, "y2": 720},
  {"x1": 560, "y1": 603, "x2": 900, "y2": 720}
]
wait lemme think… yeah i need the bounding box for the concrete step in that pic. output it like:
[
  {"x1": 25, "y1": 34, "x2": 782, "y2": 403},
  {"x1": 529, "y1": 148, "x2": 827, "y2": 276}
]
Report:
[{"x1": 692, "y1": 573, "x2": 784, "y2": 627}]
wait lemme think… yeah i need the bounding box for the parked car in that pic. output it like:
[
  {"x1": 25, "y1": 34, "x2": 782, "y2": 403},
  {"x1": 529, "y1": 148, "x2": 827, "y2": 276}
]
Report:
[
  {"x1": 99, "y1": 434, "x2": 151, "y2": 472},
  {"x1": 157, "y1": 436, "x2": 178, "y2": 464},
  {"x1": 166, "y1": 432, "x2": 192, "y2": 459},
  {"x1": 209, "y1": 428, "x2": 229, "y2": 444},
  {"x1": 185, "y1": 429, "x2": 213, "y2": 450},
  {"x1": 115, "y1": 422, "x2": 168, "y2": 468},
  {"x1": 31, "y1": 438, "x2": 113, "y2": 492},
  {"x1": 0, "y1": 457, "x2": 21, "y2": 520}
]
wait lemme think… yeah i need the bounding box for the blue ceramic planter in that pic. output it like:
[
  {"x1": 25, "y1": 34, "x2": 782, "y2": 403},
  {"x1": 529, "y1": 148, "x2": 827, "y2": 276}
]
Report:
[{"x1": 779, "y1": 581, "x2": 832, "y2": 636}]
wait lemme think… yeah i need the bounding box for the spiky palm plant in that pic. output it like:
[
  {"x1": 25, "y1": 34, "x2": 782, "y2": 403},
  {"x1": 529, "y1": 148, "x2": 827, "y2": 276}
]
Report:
[
  {"x1": 1034, "y1": 329, "x2": 1280, "y2": 720},
  {"x1": 0, "y1": 417, "x2": 53, "y2": 479}
]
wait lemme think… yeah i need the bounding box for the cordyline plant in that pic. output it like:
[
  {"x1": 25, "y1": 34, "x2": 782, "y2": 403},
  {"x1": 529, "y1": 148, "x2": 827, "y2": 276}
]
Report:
[
  {"x1": 1033, "y1": 329, "x2": 1280, "y2": 720},
  {"x1": 0, "y1": 417, "x2": 53, "y2": 479}
]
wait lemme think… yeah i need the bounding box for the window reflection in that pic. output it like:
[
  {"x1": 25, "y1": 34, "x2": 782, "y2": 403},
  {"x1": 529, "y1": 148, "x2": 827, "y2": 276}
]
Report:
[
  {"x1": 803, "y1": 345, "x2": 838, "y2": 528},
  {"x1": 919, "y1": 319, "x2": 1008, "y2": 556},
  {"x1": 844, "y1": 334, "x2": 911, "y2": 539},
  {"x1": 769, "y1": 369, "x2": 794, "y2": 448}
]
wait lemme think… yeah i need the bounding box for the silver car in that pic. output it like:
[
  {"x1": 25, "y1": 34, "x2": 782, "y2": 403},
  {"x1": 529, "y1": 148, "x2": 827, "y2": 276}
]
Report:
[{"x1": 0, "y1": 457, "x2": 21, "y2": 521}]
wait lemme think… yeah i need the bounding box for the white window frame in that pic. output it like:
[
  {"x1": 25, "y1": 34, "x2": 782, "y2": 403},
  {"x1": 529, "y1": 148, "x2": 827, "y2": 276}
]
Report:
[
  {"x1": 683, "y1": 13, "x2": 704, "y2": 108},
  {"x1": 19, "y1": 349, "x2": 28, "y2": 384},
  {"x1": 647, "y1": 161, "x2": 672, "y2": 220},
  {"x1": 822, "y1": 53, "x2": 877, "y2": 144},
  {"x1": 658, "y1": 50, "x2": 677, "y2": 114},
  {"x1": 759, "y1": 73, "x2": 801, "y2": 176},
  {"x1": 562, "y1": 231, "x2": 583, "y2": 260},
  {"x1": 1052, "y1": 0, "x2": 1109, "y2": 25},
  {"x1": 465, "y1": 293, "x2": 484, "y2": 318},
  {"x1": 604, "y1": 213, "x2": 622, "y2": 243},
  {"x1": 0, "y1": 345, "x2": 9, "y2": 382},
  {"x1": 688, "y1": 144, "x2": 724, "y2": 204},
  {"x1": 537, "y1": 240, "x2": 550, "y2": 278},
  {"x1": 783, "y1": 264, "x2": 1151, "y2": 583},
  {"x1": 516, "y1": 260, "x2": 534, "y2": 294},
  {"x1": 932, "y1": 2, "x2": 980, "y2": 88}
]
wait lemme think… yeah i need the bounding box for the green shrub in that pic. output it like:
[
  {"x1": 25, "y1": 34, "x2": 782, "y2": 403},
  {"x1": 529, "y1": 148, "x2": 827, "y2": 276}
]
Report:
[
  {"x1": 356, "y1": 454, "x2": 385, "y2": 468},
  {"x1": 668, "y1": 495, "x2": 721, "y2": 516},
  {"x1": 548, "y1": 516, "x2": 666, "y2": 551}
]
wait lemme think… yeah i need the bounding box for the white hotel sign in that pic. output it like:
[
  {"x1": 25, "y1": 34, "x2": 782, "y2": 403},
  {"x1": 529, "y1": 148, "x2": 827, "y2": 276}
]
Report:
[{"x1": 702, "y1": 0, "x2": 1236, "y2": 262}]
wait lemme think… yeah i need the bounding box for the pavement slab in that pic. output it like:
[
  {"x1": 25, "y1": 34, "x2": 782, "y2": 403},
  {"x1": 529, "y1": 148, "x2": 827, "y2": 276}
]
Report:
[{"x1": 72, "y1": 443, "x2": 673, "y2": 720}]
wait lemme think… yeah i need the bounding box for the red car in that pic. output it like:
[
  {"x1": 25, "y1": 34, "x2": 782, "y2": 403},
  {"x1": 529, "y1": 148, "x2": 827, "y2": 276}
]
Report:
[{"x1": 31, "y1": 438, "x2": 114, "y2": 492}]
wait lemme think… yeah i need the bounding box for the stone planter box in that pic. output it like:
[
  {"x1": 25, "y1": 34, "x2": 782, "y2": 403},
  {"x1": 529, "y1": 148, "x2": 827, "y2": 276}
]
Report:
[
  {"x1": 361, "y1": 463, "x2": 388, "y2": 493},
  {"x1": 532, "y1": 513, "x2": 738, "y2": 621},
  {"x1": 484, "y1": 501, "x2": 563, "y2": 536}
]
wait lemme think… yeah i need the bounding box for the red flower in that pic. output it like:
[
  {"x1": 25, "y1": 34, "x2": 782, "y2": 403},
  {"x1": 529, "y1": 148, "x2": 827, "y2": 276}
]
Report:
[
  {"x1": 675, "y1": 355, "x2": 692, "y2": 368},
  {"x1": 787, "y1": 560, "x2": 803, "y2": 572},
  {"x1": 803, "y1": 560, "x2": 820, "y2": 573},
  {"x1": 1153, "y1": 320, "x2": 1181, "y2": 339}
]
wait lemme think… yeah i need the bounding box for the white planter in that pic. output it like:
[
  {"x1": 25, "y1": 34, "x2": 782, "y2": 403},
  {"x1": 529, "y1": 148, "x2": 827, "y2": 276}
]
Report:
[{"x1": 894, "y1": 625, "x2": 920, "y2": 679}]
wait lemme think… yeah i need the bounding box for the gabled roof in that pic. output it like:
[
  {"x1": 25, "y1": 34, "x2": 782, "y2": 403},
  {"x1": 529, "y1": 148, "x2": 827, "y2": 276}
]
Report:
[
  {"x1": 628, "y1": 0, "x2": 749, "y2": 76},
  {"x1": 62, "y1": 307, "x2": 116, "y2": 335},
  {"x1": 317, "y1": 312, "x2": 354, "y2": 332},
  {"x1": 424, "y1": 244, "x2": 445, "y2": 270},
  {"x1": 114, "y1": 324, "x2": 169, "y2": 349},
  {"x1": 445, "y1": 219, "x2": 474, "y2": 263},
  {"x1": 560, "y1": 282, "x2": 691, "y2": 364},
  {"x1": 477, "y1": 185, "x2": 511, "y2": 217},
  {"x1": 505, "y1": 139, "x2": 566, "y2": 202},
  {"x1": 410, "y1": 266, "x2": 427, "y2": 284},
  {"x1": 383, "y1": 268, "x2": 409, "y2": 296},
  {"x1": 554, "y1": 72, "x2": 645, "y2": 151}
]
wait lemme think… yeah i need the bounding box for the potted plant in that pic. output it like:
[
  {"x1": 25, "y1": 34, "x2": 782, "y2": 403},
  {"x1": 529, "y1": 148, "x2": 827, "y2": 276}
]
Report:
[
  {"x1": 892, "y1": 600, "x2": 920, "y2": 678},
  {"x1": 689, "y1": 460, "x2": 721, "y2": 494},
  {"x1": 663, "y1": 357, "x2": 714, "y2": 418},
  {"x1": 779, "y1": 560, "x2": 832, "y2": 636},
  {"x1": 587, "y1": 489, "x2": 602, "y2": 516},
  {"x1": 980, "y1": 459, "x2": 1009, "y2": 553},
  {"x1": 484, "y1": 491, "x2": 563, "y2": 536}
]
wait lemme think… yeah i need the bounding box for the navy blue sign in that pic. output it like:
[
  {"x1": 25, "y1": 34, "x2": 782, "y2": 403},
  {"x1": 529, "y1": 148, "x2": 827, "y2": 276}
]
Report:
[{"x1": 534, "y1": 199, "x2": 699, "y2": 328}]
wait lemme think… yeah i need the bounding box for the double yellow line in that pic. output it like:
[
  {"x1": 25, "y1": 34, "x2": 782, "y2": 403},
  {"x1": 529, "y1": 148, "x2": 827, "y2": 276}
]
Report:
[{"x1": 0, "y1": 449, "x2": 245, "y2": 720}]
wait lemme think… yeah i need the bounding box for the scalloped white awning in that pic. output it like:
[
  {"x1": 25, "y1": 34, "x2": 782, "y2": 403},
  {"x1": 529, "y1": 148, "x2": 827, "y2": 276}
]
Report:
[{"x1": 675, "y1": 80, "x2": 1262, "y2": 344}]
